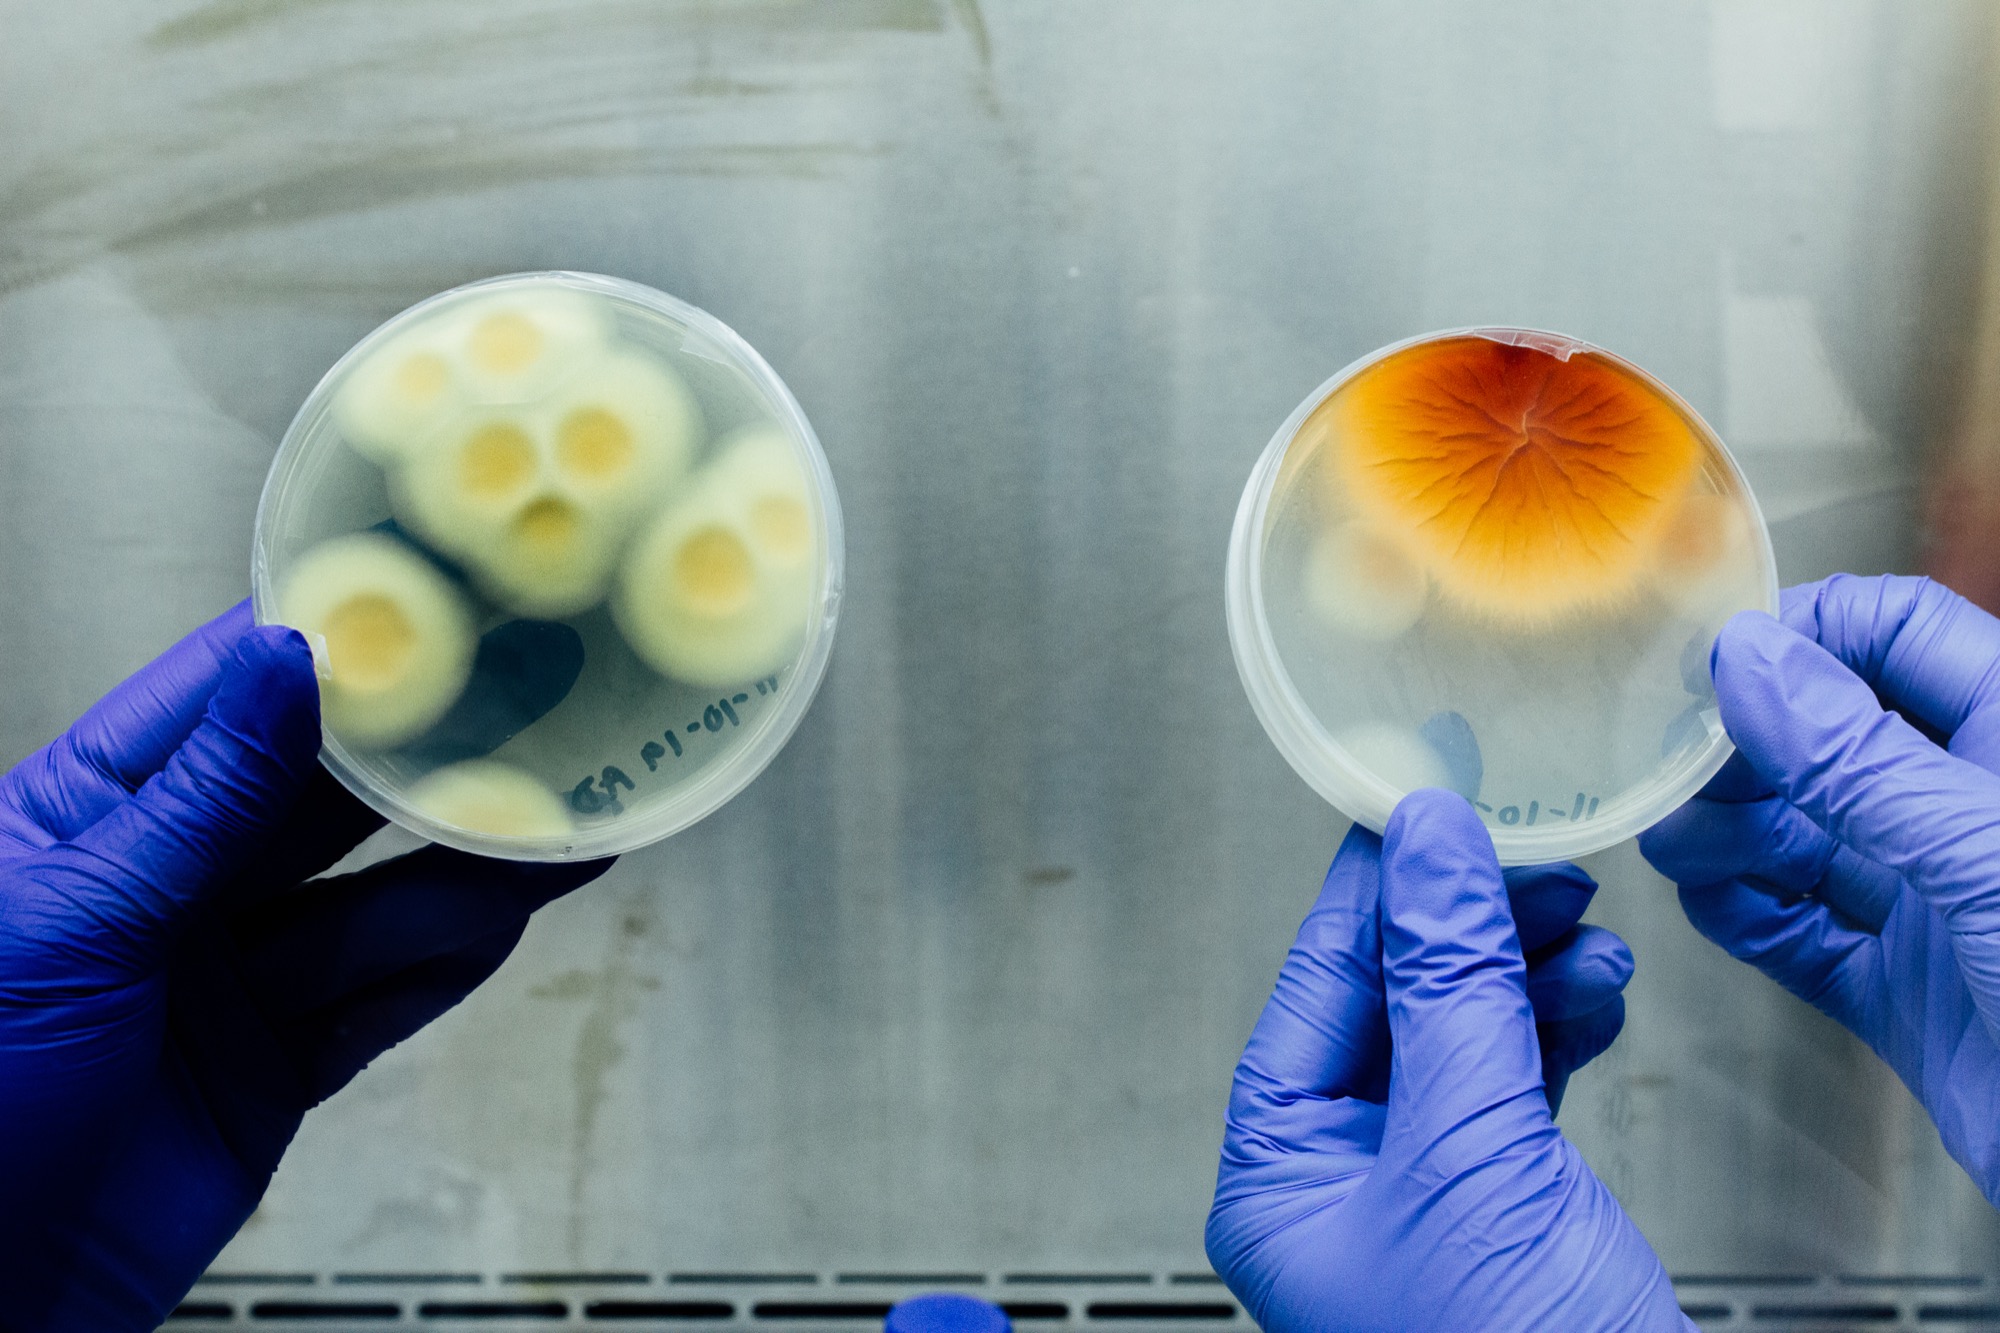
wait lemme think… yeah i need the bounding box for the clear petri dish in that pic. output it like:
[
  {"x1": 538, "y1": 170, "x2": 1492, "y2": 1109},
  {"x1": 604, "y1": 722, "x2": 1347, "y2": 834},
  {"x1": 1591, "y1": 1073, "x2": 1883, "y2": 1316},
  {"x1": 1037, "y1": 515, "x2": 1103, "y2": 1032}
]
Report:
[
  {"x1": 254, "y1": 272, "x2": 843, "y2": 861},
  {"x1": 1225, "y1": 327, "x2": 1777, "y2": 864}
]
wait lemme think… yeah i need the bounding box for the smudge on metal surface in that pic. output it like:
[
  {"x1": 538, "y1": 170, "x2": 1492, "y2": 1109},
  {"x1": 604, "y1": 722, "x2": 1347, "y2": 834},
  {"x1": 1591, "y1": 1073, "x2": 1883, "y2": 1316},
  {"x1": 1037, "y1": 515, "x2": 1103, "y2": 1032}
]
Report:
[
  {"x1": 148, "y1": 0, "x2": 944, "y2": 50},
  {"x1": 116, "y1": 140, "x2": 881, "y2": 250},
  {"x1": 950, "y1": 0, "x2": 991, "y2": 69},
  {"x1": 526, "y1": 892, "x2": 662, "y2": 1259},
  {"x1": 3, "y1": 0, "x2": 945, "y2": 294}
]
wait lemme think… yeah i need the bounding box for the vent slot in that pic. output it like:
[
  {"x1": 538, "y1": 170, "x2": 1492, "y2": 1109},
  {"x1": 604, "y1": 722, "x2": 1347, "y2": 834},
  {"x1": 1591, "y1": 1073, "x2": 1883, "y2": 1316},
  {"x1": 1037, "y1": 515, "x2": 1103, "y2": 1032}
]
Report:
[
  {"x1": 753, "y1": 1302, "x2": 895, "y2": 1319},
  {"x1": 837, "y1": 1274, "x2": 985, "y2": 1286},
  {"x1": 1749, "y1": 1303, "x2": 1901, "y2": 1321},
  {"x1": 342, "y1": 1274, "x2": 483, "y2": 1286},
  {"x1": 1918, "y1": 1307, "x2": 2000, "y2": 1322},
  {"x1": 502, "y1": 1273, "x2": 650, "y2": 1286},
  {"x1": 1005, "y1": 1275, "x2": 1151, "y2": 1286},
  {"x1": 249, "y1": 1301, "x2": 401, "y2": 1320},
  {"x1": 419, "y1": 1302, "x2": 569, "y2": 1319},
  {"x1": 1001, "y1": 1304, "x2": 1069, "y2": 1320},
  {"x1": 1085, "y1": 1303, "x2": 1235, "y2": 1321},
  {"x1": 166, "y1": 1305, "x2": 233, "y2": 1322},
  {"x1": 672, "y1": 1274, "x2": 818, "y2": 1286},
  {"x1": 586, "y1": 1301, "x2": 736, "y2": 1320},
  {"x1": 1678, "y1": 1305, "x2": 1731, "y2": 1321}
]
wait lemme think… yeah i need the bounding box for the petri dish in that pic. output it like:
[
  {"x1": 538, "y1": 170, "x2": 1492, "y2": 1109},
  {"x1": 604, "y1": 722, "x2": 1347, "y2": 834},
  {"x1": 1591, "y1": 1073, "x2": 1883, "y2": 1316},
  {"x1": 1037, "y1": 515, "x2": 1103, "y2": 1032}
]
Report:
[
  {"x1": 1225, "y1": 327, "x2": 1777, "y2": 864},
  {"x1": 253, "y1": 272, "x2": 843, "y2": 861}
]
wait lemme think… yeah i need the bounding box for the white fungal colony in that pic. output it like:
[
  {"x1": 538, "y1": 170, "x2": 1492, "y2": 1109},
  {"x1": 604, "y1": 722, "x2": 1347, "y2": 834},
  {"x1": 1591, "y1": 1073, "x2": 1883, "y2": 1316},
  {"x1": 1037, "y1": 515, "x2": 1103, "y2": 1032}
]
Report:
[{"x1": 1302, "y1": 522, "x2": 1428, "y2": 641}]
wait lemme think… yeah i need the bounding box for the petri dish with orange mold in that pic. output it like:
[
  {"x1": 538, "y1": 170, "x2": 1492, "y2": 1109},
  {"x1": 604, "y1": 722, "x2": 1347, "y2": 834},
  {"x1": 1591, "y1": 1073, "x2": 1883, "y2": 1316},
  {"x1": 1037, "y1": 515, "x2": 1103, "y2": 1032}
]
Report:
[
  {"x1": 1225, "y1": 328, "x2": 1776, "y2": 864},
  {"x1": 253, "y1": 272, "x2": 843, "y2": 861}
]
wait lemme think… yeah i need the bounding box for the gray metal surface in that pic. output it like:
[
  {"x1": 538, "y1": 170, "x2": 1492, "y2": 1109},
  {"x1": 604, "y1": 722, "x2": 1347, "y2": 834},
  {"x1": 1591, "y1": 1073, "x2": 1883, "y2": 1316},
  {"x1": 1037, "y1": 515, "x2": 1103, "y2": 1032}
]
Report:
[{"x1": 4, "y1": 1, "x2": 1999, "y2": 1327}]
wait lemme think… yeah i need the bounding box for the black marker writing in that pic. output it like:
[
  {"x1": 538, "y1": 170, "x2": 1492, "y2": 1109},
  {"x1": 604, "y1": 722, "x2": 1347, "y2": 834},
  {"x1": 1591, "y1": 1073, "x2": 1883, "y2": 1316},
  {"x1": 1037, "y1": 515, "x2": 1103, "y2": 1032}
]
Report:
[{"x1": 568, "y1": 676, "x2": 783, "y2": 815}]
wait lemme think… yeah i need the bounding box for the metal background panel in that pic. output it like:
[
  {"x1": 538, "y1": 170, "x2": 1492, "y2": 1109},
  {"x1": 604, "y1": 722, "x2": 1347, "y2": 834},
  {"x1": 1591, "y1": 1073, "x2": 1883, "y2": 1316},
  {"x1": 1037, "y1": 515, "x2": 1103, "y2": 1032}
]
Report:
[{"x1": 4, "y1": 1, "x2": 1999, "y2": 1327}]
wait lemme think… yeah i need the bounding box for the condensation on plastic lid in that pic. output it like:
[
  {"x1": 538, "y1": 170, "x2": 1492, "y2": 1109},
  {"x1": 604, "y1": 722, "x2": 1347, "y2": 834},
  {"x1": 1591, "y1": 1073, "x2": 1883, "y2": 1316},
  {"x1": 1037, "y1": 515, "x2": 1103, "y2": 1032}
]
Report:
[{"x1": 1476, "y1": 327, "x2": 1585, "y2": 360}]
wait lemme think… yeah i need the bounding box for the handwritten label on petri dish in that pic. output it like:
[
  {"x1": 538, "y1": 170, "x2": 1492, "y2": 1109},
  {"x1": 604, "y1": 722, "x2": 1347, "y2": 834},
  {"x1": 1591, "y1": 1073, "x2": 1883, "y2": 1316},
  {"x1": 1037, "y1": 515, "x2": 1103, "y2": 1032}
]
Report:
[
  {"x1": 1475, "y1": 794, "x2": 1601, "y2": 827},
  {"x1": 568, "y1": 674, "x2": 782, "y2": 816}
]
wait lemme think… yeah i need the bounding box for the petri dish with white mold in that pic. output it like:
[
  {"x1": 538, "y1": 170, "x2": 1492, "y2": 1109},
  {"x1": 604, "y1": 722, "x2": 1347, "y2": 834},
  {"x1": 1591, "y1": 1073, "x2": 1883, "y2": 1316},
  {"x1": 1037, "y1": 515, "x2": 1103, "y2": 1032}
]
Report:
[
  {"x1": 253, "y1": 272, "x2": 842, "y2": 860},
  {"x1": 1225, "y1": 327, "x2": 1777, "y2": 864}
]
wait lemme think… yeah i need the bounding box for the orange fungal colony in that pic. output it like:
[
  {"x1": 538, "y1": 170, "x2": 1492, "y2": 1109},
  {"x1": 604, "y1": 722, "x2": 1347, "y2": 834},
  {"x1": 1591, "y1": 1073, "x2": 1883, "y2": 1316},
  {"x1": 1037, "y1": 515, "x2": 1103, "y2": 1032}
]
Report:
[{"x1": 1325, "y1": 336, "x2": 1703, "y2": 622}]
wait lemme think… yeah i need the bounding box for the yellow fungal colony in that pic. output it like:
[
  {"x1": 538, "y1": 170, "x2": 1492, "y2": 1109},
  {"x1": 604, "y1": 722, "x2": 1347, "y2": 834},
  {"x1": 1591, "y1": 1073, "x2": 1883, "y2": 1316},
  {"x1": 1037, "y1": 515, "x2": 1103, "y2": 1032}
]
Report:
[
  {"x1": 277, "y1": 532, "x2": 476, "y2": 749},
  {"x1": 613, "y1": 425, "x2": 816, "y2": 687},
  {"x1": 359, "y1": 295, "x2": 699, "y2": 619},
  {"x1": 1323, "y1": 337, "x2": 1704, "y2": 623},
  {"x1": 405, "y1": 759, "x2": 574, "y2": 838}
]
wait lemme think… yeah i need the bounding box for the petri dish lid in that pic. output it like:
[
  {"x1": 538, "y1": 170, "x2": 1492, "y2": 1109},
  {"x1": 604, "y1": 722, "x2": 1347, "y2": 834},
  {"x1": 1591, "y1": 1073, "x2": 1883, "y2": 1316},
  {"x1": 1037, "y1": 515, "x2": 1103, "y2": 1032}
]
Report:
[
  {"x1": 1225, "y1": 327, "x2": 1778, "y2": 864},
  {"x1": 253, "y1": 272, "x2": 843, "y2": 861}
]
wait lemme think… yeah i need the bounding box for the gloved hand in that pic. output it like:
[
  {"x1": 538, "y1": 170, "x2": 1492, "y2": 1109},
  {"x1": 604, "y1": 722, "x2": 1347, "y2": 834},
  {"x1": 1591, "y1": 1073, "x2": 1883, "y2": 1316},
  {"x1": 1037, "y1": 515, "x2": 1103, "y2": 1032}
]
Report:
[
  {"x1": 1208, "y1": 790, "x2": 1687, "y2": 1333},
  {"x1": 1641, "y1": 573, "x2": 2000, "y2": 1200},
  {"x1": 0, "y1": 601, "x2": 610, "y2": 1329}
]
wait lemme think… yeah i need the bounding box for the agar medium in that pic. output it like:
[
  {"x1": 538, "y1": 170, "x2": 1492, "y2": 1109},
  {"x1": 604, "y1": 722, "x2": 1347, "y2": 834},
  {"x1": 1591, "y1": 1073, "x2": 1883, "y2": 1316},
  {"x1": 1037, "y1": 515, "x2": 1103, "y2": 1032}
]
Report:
[
  {"x1": 1225, "y1": 328, "x2": 1777, "y2": 864},
  {"x1": 254, "y1": 272, "x2": 843, "y2": 860}
]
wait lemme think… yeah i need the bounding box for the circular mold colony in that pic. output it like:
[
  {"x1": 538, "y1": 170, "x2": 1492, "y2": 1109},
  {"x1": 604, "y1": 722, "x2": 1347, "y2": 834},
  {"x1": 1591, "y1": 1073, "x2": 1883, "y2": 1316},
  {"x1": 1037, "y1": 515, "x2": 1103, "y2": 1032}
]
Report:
[{"x1": 1225, "y1": 327, "x2": 1777, "y2": 864}]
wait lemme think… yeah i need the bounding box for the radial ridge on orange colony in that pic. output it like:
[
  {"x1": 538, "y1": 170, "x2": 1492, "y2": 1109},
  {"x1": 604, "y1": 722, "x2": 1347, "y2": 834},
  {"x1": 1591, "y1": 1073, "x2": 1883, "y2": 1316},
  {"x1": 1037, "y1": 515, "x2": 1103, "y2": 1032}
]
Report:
[{"x1": 1325, "y1": 336, "x2": 1702, "y2": 622}]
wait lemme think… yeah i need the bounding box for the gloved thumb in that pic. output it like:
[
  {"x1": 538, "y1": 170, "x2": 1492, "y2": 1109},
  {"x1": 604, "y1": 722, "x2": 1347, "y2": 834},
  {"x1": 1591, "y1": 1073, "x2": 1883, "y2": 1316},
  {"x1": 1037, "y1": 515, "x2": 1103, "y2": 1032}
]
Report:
[
  {"x1": 56, "y1": 625, "x2": 322, "y2": 957},
  {"x1": 1378, "y1": 789, "x2": 1551, "y2": 1146}
]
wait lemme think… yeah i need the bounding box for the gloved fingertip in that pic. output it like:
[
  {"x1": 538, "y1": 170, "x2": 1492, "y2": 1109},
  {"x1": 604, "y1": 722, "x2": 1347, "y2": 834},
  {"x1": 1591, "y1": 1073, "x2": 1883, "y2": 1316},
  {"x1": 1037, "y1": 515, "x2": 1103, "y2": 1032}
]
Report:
[
  {"x1": 1524, "y1": 924, "x2": 1634, "y2": 1020},
  {"x1": 1540, "y1": 994, "x2": 1628, "y2": 1112},
  {"x1": 1383, "y1": 786, "x2": 1488, "y2": 855},
  {"x1": 1777, "y1": 578, "x2": 1830, "y2": 633},
  {"x1": 211, "y1": 624, "x2": 322, "y2": 767},
  {"x1": 1611, "y1": 934, "x2": 1635, "y2": 982},
  {"x1": 1552, "y1": 924, "x2": 1632, "y2": 984},
  {"x1": 236, "y1": 622, "x2": 315, "y2": 680},
  {"x1": 1504, "y1": 861, "x2": 1597, "y2": 955},
  {"x1": 1673, "y1": 878, "x2": 1730, "y2": 933},
  {"x1": 1581, "y1": 926, "x2": 1636, "y2": 992},
  {"x1": 1712, "y1": 608, "x2": 1786, "y2": 681},
  {"x1": 1380, "y1": 788, "x2": 1509, "y2": 923},
  {"x1": 1378, "y1": 787, "x2": 1519, "y2": 985}
]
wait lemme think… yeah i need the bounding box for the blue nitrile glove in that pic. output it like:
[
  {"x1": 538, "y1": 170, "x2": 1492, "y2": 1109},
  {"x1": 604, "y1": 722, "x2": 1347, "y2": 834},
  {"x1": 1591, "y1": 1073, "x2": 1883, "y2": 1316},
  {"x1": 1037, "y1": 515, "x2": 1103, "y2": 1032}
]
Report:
[
  {"x1": 0, "y1": 601, "x2": 610, "y2": 1330},
  {"x1": 1641, "y1": 573, "x2": 2000, "y2": 1200},
  {"x1": 1208, "y1": 790, "x2": 1686, "y2": 1333}
]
